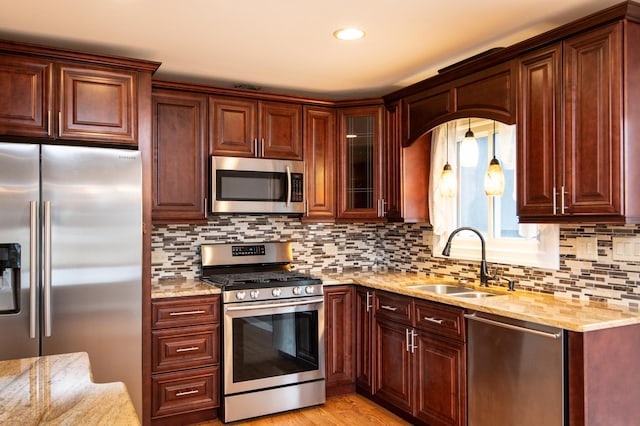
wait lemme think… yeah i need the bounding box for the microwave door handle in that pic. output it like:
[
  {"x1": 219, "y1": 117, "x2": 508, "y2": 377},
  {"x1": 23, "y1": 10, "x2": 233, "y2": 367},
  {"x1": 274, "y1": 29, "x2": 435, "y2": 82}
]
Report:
[{"x1": 286, "y1": 166, "x2": 292, "y2": 207}]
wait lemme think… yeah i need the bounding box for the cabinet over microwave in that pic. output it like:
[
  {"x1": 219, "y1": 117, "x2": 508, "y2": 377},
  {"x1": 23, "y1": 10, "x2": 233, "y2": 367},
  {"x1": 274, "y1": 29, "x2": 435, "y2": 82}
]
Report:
[{"x1": 210, "y1": 156, "x2": 304, "y2": 214}]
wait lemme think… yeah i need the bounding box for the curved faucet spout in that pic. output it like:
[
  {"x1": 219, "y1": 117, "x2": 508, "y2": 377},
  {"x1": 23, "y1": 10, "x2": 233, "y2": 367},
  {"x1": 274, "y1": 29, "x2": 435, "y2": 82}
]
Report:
[{"x1": 441, "y1": 226, "x2": 492, "y2": 287}]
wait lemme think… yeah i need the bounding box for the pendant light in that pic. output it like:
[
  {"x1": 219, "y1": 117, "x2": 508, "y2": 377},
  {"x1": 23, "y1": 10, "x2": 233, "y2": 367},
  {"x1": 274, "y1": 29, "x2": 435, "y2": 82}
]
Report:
[
  {"x1": 459, "y1": 118, "x2": 479, "y2": 167},
  {"x1": 484, "y1": 121, "x2": 505, "y2": 196},
  {"x1": 439, "y1": 124, "x2": 456, "y2": 197}
]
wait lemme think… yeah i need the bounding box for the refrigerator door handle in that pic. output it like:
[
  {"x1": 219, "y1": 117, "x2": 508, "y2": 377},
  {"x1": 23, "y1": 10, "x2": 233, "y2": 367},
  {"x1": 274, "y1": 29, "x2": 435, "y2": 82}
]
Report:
[
  {"x1": 29, "y1": 201, "x2": 38, "y2": 339},
  {"x1": 43, "y1": 200, "x2": 52, "y2": 337}
]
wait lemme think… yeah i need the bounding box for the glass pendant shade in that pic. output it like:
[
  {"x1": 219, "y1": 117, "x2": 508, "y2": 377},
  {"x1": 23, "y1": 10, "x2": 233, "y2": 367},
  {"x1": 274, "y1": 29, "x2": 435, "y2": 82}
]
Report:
[
  {"x1": 459, "y1": 128, "x2": 479, "y2": 167},
  {"x1": 439, "y1": 163, "x2": 456, "y2": 197},
  {"x1": 484, "y1": 157, "x2": 505, "y2": 195}
]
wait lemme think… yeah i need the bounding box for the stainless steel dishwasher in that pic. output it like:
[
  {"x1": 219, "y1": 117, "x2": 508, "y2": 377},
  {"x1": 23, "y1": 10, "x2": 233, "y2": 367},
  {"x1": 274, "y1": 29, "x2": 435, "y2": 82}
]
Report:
[{"x1": 465, "y1": 311, "x2": 566, "y2": 426}]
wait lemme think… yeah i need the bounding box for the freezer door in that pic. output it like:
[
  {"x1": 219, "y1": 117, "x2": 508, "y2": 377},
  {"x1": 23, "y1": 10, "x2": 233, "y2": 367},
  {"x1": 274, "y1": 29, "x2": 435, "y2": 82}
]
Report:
[
  {"x1": 0, "y1": 143, "x2": 40, "y2": 360},
  {"x1": 41, "y1": 145, "x2": 142, "y2": 417}
]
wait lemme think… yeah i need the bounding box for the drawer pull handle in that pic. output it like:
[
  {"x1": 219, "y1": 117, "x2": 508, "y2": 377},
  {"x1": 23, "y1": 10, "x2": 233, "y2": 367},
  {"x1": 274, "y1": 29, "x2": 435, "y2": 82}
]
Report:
[
  {"x1": 176, "y1": 389, "x2": 199, "y2": 397},
  {"x1": 423, "y1": 316, "x2": 444, "y2": 325},
  {"x1": 169, "y1": 310, "x2": 206, "y2": 316},
  {"x1": 176, "y1": 346, "x2": 200, "y2": 353},
  {"x1": 381, "y1": 305, "x2": 398, "y2": 312}
]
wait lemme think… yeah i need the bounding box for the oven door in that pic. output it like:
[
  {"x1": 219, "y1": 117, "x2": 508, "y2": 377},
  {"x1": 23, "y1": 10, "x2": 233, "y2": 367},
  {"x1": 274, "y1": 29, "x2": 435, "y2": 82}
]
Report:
[
  {"x1": 211, "y1": 156, "x2": 304, "y2": 214},
  {"x1": 223, "y1": 297, "x2": 325, "y2": 395}
]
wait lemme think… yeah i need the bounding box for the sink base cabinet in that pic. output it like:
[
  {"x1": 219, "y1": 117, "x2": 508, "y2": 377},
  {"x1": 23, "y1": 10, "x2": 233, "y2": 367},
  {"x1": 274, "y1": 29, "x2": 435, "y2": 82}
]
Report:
[
  {"x1": 367, "y1": 291, "x2": 466, "y2": 426},
  {"x1": 374, "y1": 318, "x2": 414, "y2": 414}
]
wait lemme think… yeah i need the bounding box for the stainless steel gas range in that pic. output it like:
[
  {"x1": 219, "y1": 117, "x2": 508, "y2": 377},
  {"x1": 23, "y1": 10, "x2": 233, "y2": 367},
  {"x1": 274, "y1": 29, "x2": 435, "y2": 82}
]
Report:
[{"x1": 201, "y1": 242, "x2": 325, "y2": 423}]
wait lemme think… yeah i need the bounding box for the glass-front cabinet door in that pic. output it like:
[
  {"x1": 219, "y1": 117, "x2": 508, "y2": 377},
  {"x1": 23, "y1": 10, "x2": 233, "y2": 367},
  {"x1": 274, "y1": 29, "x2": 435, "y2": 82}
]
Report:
[{"x1": 337, "y1": 105, "x2": 384, "y2": 220}]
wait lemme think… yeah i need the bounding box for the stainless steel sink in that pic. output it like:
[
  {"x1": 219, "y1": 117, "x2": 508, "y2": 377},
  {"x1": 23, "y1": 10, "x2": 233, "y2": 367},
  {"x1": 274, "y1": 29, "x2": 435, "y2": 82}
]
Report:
[
  {"x1": 406, "y1": 284, "x2": 472, "y2": 294},
  {"x1": 450, "y1": 291, "x2": 497, "y2": 298}
]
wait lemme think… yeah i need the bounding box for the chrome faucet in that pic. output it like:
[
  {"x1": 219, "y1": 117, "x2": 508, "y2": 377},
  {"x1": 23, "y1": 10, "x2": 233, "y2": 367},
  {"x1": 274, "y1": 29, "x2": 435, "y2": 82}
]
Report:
[{"x1": 441, "y1": 226, "x2": 493, "y2": 287}]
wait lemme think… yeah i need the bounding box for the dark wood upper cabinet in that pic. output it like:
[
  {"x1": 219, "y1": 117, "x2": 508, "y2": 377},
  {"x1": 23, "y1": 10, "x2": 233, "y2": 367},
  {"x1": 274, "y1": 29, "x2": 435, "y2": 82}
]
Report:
[
  {"x1": 517, "y1": 44, "x2": 562, "y2": 218},
  {"x1": 152, "y1": 88, "x2": 208, "y2": 224},
  {"x1": 383, "y1": 102, "x2": 403, "y2": 221},
  {"x1": 303, "y1": 105, "x2": 336, "y2": 221},
  {"x1": 58, "y1": 64, "x2": 137, "y2": 145},
  {"x1": 517, "y1": 21, "x2": 638, "y2": 223},
  {"x1": 209, "y1": 96, "x2": 302, "y2": 160},
  {"x1": 404, "y1": 61, "x2": 516, "y2": 145},
  {"x1": 0, "y1": 55, "x2": 52, "y2": 138},
  {"x1": 259, "y1": 100, "x2": 302, "y2": 159},
  {"x1": 336, "y1": 104, "x2": 385, "y2": 221},
  {"x1": 0, "y1": 44, "x2": 158, "y2": 147},
  {"x1": 209, "y1": 96, "x2": 256, "y2": 157}
]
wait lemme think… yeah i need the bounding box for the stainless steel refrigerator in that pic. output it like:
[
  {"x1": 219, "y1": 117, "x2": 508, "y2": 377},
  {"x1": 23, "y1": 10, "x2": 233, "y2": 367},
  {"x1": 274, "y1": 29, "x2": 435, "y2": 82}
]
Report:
[{"x1": 0, "y1": 142, "x2": 142, "y2": 418}]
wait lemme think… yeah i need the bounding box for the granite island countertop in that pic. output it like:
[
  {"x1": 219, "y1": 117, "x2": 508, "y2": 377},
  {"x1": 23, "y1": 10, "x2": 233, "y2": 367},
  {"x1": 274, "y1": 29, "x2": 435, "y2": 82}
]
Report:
[
  {"x1": 151, "y1": 271, "x2": 640, "y2": 332},
  {"x1": 0, "y1": 352, "x2": 139, "y2": 425}
]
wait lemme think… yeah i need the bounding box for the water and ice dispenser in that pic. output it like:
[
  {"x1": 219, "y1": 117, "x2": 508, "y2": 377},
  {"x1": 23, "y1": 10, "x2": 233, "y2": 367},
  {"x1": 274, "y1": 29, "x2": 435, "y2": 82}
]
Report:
[{"x1": 0, "y1": 243, "x2": 21, "y2": 314}]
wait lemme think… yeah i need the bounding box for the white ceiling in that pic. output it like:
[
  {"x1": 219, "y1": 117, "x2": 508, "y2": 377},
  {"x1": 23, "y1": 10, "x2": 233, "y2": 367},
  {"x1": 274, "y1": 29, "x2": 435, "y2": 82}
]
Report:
[{"x1": 0, "y1": 0, "x2": 623, "y2": 100}]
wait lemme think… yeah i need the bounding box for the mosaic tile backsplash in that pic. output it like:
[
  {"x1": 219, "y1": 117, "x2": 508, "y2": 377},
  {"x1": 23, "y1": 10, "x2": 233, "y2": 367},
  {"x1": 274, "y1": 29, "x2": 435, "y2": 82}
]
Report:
[{"x1": 152, "y1": 215, "x2": 640, "y2": 308}]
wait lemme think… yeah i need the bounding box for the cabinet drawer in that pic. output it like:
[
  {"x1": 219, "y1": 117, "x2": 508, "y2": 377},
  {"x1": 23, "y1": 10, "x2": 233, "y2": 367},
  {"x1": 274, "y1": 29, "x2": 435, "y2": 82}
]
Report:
[
  {"x1": 152, "y1": 295, "x2": 219, "y2": 329},
  {"x1": 375, "y1": 291, "x2": 413, "y2": 324},
  {"x1": 151, "y1": 366, "x2": 219, "y2": 419},
  {"x1": 415, "y1": 300, "x2": 465, "y2": 341},
  {"x1": 152, "y1": 324, "x2": 219, "y2": 373}
]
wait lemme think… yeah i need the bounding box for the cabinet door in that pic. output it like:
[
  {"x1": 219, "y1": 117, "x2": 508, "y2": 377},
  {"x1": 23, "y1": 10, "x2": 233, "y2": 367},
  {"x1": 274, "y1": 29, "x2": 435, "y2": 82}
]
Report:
[
  {"x1": 303, "y1": 106, "x2": 336, "y2": 220},
  {"x1": 259, "y1": 101, "x2": 302, "y2": 160},
  {"x1": 0, "y1": 55, "x2": 52, "y2": 138},
  {"x1": 563, "y1": 23, "x2": 622, "y2": 217},
  {"x1": 152, "y1": 90, "x2": 208, "y2": 223},
  {"x1": 355, "y1": 287, "x2": 374, "y2": 395},
  {"x1": 517, "y1": 44, "x2": 562, "y2": 219},
  {"x1": 209, "y1": 96, "x2": 257, "y2": 157},
  {"x1": 324, "y1": 285, "x2": 355, "y2": 393},
  {"x1": 58, "y1": 64, "x2": 137, "y2": 145},
  {"x1": 337, "y1": 105, "x2": 384, "y2": 221},
  {"x1": 414, "y1": 334, "x2": 466, "y2": 426},
  {"x1": 384, "y1": 101, "x2": 402, "y2": 221},
  {"x1": 374, "y1": 318, "x2": 413, "y2": 414}
]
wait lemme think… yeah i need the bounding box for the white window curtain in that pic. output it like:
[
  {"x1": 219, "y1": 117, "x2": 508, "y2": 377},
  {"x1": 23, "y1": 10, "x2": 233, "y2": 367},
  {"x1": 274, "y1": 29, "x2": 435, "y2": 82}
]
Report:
[{"x1": 428, "y1": 120, "x2": 559, "y2": 269}]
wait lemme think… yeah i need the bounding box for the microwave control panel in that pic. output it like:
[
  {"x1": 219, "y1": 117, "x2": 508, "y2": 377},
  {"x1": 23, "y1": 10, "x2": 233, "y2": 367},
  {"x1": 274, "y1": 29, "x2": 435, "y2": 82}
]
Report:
[{"x1": 291, "y1": 174, "x2": 303, "y2": 202}]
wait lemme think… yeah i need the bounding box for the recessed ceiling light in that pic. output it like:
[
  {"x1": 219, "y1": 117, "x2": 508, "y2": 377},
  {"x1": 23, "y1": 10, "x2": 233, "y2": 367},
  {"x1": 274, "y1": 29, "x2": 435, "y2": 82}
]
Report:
[{"x1": 333, "y1": 28, "x2": 365, "y2": 41}]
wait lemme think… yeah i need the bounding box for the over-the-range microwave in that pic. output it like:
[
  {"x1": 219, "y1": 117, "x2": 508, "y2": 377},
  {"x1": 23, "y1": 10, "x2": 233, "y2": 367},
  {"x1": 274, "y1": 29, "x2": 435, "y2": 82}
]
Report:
[{"x1": 210, "y1": 156, "x2": 305, "y2": 214}]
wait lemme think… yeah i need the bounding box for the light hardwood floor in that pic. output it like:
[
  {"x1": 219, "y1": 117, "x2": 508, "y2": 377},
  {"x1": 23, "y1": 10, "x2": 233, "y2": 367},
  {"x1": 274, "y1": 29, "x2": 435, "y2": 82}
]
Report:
[{"x1": 193, "y1": 393, "x2": 411, "y2": 425}]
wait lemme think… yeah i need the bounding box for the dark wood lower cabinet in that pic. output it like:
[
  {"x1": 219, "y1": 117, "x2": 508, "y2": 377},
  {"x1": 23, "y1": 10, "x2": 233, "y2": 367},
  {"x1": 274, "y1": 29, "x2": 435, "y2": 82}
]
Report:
[
  {"x1": 150, "y1": 295, "x2": 220, "y2": 425},
  {"x1": 374, "y1": 318, "x2": 413, "y2": 414},
  {"x1": 366, "y1": 291, "x2": 466, "y2": 425},
  {"x1": 414, "y1": 333, "x2": 466, "y2": 426},
  {"x1": 324, "y1": 285, "x2": 355, "y2": 396},
  {"x1": 355, "y1": 287, "x2": 374, "y2": 395}
]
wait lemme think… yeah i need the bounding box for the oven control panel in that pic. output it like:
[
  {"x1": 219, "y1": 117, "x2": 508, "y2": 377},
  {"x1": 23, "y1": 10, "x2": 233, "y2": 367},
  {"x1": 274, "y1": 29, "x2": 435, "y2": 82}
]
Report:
[{"x1": 231, "y1": 245, "x2": 266, "y2": 256}]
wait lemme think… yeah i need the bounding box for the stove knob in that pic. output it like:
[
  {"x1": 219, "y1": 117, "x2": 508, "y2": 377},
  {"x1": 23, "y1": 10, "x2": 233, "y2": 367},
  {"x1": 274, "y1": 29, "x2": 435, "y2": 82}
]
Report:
[
  {"x1": 272, "y1": 288, "x2": 282, "y2": 297},
  {"x1": 236, "y1": 291, "x2": 246, "y2": 300},
  {"x1": 305, "y1": 286, "x2": 315, "y2": 295},
  {"x1": 292, "y1": 286, "x2": 302, "y2": 295},
  {"x1": 250, "y1": 290, "x2": 260, "y2": 299}
]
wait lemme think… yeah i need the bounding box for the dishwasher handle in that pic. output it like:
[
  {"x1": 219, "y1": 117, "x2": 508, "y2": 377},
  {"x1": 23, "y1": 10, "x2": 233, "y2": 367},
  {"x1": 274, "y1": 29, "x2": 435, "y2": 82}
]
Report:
[{"x1": 464, "y1": 313, "x2": 562, "y2": 339}]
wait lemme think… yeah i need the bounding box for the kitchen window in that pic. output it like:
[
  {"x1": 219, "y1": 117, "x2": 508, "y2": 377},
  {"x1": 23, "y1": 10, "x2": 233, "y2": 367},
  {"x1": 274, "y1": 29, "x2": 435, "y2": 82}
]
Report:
[{"x1": 429, "y1": 119, "x2": 559, "y2": 270}]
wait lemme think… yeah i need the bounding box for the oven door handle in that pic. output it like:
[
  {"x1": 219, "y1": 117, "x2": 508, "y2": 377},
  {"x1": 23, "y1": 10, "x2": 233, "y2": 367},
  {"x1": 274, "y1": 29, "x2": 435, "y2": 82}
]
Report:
[{"x1": 225, "y1": 297, "x2": 324, "y2": 312}]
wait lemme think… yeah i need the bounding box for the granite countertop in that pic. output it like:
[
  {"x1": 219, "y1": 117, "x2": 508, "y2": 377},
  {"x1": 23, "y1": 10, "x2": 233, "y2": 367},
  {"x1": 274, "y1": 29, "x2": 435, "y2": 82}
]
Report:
[
  {"x1": 320, "y1": 270, "x2": 640, "y2": 332},
  {"x1": 151, "y1": 271, "x2": 640, "y2": 332},
  {"x1": 0, "y1": 352, "x2": 139, "y2": 425},
  {"x1": 152, "y1": 278, "x2": 221, "y2": 299}
]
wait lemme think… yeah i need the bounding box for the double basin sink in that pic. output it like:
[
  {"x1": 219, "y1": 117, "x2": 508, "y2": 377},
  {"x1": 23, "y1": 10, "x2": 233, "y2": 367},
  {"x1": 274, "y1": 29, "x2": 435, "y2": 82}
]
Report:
[{"x1": 406, "y1": 283, "x2": 498, "y2": 299}]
